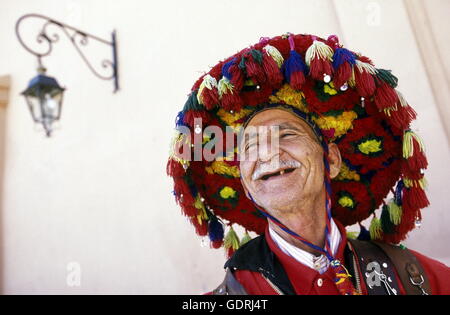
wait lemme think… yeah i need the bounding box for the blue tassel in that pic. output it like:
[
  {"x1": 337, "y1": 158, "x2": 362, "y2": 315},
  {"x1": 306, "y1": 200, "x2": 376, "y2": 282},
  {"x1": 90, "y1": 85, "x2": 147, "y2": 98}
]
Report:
[
  {"x1": 208, "y1": 218, "x2": 224, "y2": 242},
  {"x1": 283, "y1": 50, "x2": 307, "y2": 78},
  {"x1": 175, "y1": 111, "x2": 186, "y2": 128},
  {"x1": 394, "y1": 180, "x2": 404, "y2": 206},
  {"x1": 332, "y1": 48, "x2": 356, "y2": 69},
  {"x1": 357, "y1": 224, "x2": 371, "y2": 241},
  {"x1": 188, "y1": 185, "x2": 197, "y2": 198},
  {"x1": 222, "y1": 58, "x2": 236, "y2": 81},
  {"x1": 282, "y1": 50, "x2": 308, "y2": 89}
]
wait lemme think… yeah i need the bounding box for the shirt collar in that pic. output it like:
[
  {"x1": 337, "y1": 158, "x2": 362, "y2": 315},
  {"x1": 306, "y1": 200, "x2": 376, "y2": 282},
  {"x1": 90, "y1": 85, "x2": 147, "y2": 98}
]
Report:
[
  {"x1": 268, "y1": 218, "x2": 341, "y2": 274},
  {"x1": 265, "y1": 219, "x2": 349, "y2": 295}
]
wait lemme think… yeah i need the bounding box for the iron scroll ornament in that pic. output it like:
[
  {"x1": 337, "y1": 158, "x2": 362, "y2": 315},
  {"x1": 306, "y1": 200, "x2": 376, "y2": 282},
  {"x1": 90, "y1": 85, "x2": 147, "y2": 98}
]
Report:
[{"x1": 15, "y1": 13, "x2": 119, "y2": 92}]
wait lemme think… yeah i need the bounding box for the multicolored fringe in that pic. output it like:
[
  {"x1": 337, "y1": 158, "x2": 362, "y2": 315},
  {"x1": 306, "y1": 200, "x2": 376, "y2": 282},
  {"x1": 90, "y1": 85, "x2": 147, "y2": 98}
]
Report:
[
  {"x1": 367, "y1": 129, "x2": 429, "y2": 244},
  {"x1": 167, "y1": 33, "x2": 429, "y2": 262}
]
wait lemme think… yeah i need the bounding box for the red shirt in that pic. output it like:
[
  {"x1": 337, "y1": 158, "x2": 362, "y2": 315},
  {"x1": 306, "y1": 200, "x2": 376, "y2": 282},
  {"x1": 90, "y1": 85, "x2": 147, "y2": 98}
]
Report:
[{"x1": 232, "y1": 223, "x2": 450, "y2": 295}]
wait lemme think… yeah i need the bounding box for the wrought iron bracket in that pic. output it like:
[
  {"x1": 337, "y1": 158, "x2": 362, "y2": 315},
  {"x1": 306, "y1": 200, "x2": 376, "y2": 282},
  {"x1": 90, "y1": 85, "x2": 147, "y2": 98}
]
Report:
[{"x1": 15, "y1": 13, "x2": 119, "y2": 92}]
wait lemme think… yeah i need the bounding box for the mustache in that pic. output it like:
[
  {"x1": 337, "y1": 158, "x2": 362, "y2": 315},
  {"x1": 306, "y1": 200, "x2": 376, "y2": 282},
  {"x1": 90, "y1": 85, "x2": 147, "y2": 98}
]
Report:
[{"x1": 252, "y1": 159, "x2": 301, "y2": 181}]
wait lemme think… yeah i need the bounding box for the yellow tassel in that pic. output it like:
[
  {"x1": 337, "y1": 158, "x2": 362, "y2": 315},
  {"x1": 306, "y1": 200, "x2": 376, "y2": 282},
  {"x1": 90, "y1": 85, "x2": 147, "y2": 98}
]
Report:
[
  {"x1": 346, "y1": 231, "x2": 359, "y2": 240},
  {"x1": 305, "y1": 40, "x2": 334, "y2": 66},
  {"x1": 348, "y1": 68, "x2": 356, "y2": 88},
  {"x1": 218, "y1": 77, "x2": 234, "y2": 98},
  {"x1": 197, "y1": 74, "x2": 218, "y2": 104},
  {"x1": 403, "y1": 177, "x2": 427, "y2": 189},
  {"x1": 355, "y1": 60, "x2": 378, "y2": 75},
  {"x1": 383, "y1": 91, "x2": 409, "y2": 116},
  {"x1": 240, "y1": 231, "x2": 252, "y2": 246},
  {"x1": 196, "y1": 209, "x2": 208, "y2": 224},
  {"x1": 387, "y1": 200, "x2": 402, "y2": 225},
  {"x1": 195, "y1": 195, "x2": 208, "y2": 224},
  {"x1": 194, "y1": 195, "x2": 206, "y2": 211},
  {"x1": 263, "y1": 44, "x2": 284, "y2": 68},
  {"x1": 396, "y1": 90, "x2": 408, "y2": 108},
  {"x1": 169, "y1": 132, "x2": 190, "y2": 169},
  {"x1": 369, "y1": 216, "x2": 382, "y2": 240},
  {"x1": 335, "y1": 264, "x2": 353, "y2": 285},
  {"x1": 403, "y1": 130, "x2": 425, "y2": 159},
  {"x1": 224, "y1": 226, "x2": 240, "y2": 251}
]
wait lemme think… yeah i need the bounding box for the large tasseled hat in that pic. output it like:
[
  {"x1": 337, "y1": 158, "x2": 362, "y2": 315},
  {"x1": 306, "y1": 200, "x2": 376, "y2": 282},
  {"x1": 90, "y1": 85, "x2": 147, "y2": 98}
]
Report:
[{"x1": 167, "y1": 33, "x2": 429, "y2": 257}]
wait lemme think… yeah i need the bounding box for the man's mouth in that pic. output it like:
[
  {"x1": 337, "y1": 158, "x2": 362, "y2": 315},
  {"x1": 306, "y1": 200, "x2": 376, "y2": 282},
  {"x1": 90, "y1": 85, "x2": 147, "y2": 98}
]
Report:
[{"x1": 258, "y1": 167, "x2": 297, "y2": 181}]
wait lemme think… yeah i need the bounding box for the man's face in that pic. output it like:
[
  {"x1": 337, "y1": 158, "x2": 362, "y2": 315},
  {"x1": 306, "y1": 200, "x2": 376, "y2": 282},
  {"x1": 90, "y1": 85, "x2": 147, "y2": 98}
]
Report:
[{"x1": 239, "y1": 109, "x2": 327, "y2": 214}]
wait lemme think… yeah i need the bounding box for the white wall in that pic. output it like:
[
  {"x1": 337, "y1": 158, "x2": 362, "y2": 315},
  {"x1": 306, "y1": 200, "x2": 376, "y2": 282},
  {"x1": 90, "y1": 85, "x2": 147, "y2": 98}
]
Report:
[{"x1": 0, "y1": 0, "x2": 448, "y2": 294}]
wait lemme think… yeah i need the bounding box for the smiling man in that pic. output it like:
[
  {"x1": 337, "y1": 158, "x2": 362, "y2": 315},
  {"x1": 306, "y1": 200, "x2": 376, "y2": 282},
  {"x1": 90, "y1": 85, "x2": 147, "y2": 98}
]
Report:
[
  {"x1": 167, "y1": 33, "x2": 450, "y2": 295},
  {"x1": 239, "y1": 108, "x2": 342, "y2": 258}
]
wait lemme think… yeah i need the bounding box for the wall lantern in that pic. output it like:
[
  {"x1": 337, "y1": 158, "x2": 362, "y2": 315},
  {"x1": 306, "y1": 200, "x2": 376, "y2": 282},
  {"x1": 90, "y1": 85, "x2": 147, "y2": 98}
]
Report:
[{"x1": 15, "y1": 13, "x2": 119, "y2": 137}]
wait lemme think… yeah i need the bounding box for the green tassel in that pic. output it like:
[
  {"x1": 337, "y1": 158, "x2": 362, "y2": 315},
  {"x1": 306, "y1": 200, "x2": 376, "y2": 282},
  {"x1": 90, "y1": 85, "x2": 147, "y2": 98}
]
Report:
[
  {"x1": 346, "y1": 231, "x2": 359, "y2": 240},
  {"x1": 250, "y1": 49, "x2": 263, "y2": 64},
  {"x1": 224, "y1": 226, "x2": 240, "y2": 251},
  {"x1": 183, "y1": 91, "x2": 203, "y2": 111},
  {"x1": 380, "y1": 205, "x2": 395, "y2": 234},
  {"x1": 376, "y1": 69, "x2": 398, "y2": 88},
  {"x1": 388, "y1": 200, "x2": 402, "y2": 225},
  {"x1": 240, "y1": 231, "x2": 252, "y2": 246},
  {"x1": 238, "y1": 56, "x2": 247, "y2": 72},
  {"x1": 369, "y1": 216, "x2": 382, "y2": 240}
]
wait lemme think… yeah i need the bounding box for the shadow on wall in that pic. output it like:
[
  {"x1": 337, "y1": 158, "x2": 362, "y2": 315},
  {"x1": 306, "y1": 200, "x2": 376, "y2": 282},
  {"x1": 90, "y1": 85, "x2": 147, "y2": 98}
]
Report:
[{"x1": 0, "y1": 75, "x2": 11, "y2": 294}]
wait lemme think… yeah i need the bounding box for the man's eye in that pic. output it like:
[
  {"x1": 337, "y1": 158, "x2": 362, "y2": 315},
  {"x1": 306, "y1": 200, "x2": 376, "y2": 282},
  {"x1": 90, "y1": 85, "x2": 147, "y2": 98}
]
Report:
[{"x1": 281, "y1": 133, "x2": 295, "y2": 138}]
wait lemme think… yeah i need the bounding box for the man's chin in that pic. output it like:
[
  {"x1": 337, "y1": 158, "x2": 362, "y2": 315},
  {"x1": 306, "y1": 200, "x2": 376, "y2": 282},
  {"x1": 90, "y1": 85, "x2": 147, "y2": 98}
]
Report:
[{"x1": 256, "y1": 195, "x2": 304, "y2": 213}]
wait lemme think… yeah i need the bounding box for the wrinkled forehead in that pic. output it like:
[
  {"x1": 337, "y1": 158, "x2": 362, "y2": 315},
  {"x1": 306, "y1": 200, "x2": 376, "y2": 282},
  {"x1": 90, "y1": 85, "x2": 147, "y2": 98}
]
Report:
[{"x1": 242, "y1": 107, "x2": 322, "y2": 143}]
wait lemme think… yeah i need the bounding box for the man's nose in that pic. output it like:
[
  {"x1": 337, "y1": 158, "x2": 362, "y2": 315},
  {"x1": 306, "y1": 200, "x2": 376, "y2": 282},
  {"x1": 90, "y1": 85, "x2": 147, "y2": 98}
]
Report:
[{"x1": 257, "y1": 129, "x2": 280, "y2": 162}]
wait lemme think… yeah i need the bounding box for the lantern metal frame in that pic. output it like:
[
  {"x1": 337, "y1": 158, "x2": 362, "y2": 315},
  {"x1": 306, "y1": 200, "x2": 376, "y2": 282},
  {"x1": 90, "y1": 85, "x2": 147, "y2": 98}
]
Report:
[
  {"x1": 15, "y1": 13, "x2": 119, "y2": 92},
  {"x1": 21, "y1": 69, "x2": 65, "y2": 137}
]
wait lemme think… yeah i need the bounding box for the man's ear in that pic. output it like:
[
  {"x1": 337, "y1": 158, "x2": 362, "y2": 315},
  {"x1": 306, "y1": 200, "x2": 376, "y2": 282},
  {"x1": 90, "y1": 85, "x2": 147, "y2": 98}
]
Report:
[{"x1": 328, "y1": 142, "x2": 342, "y2": 179}]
